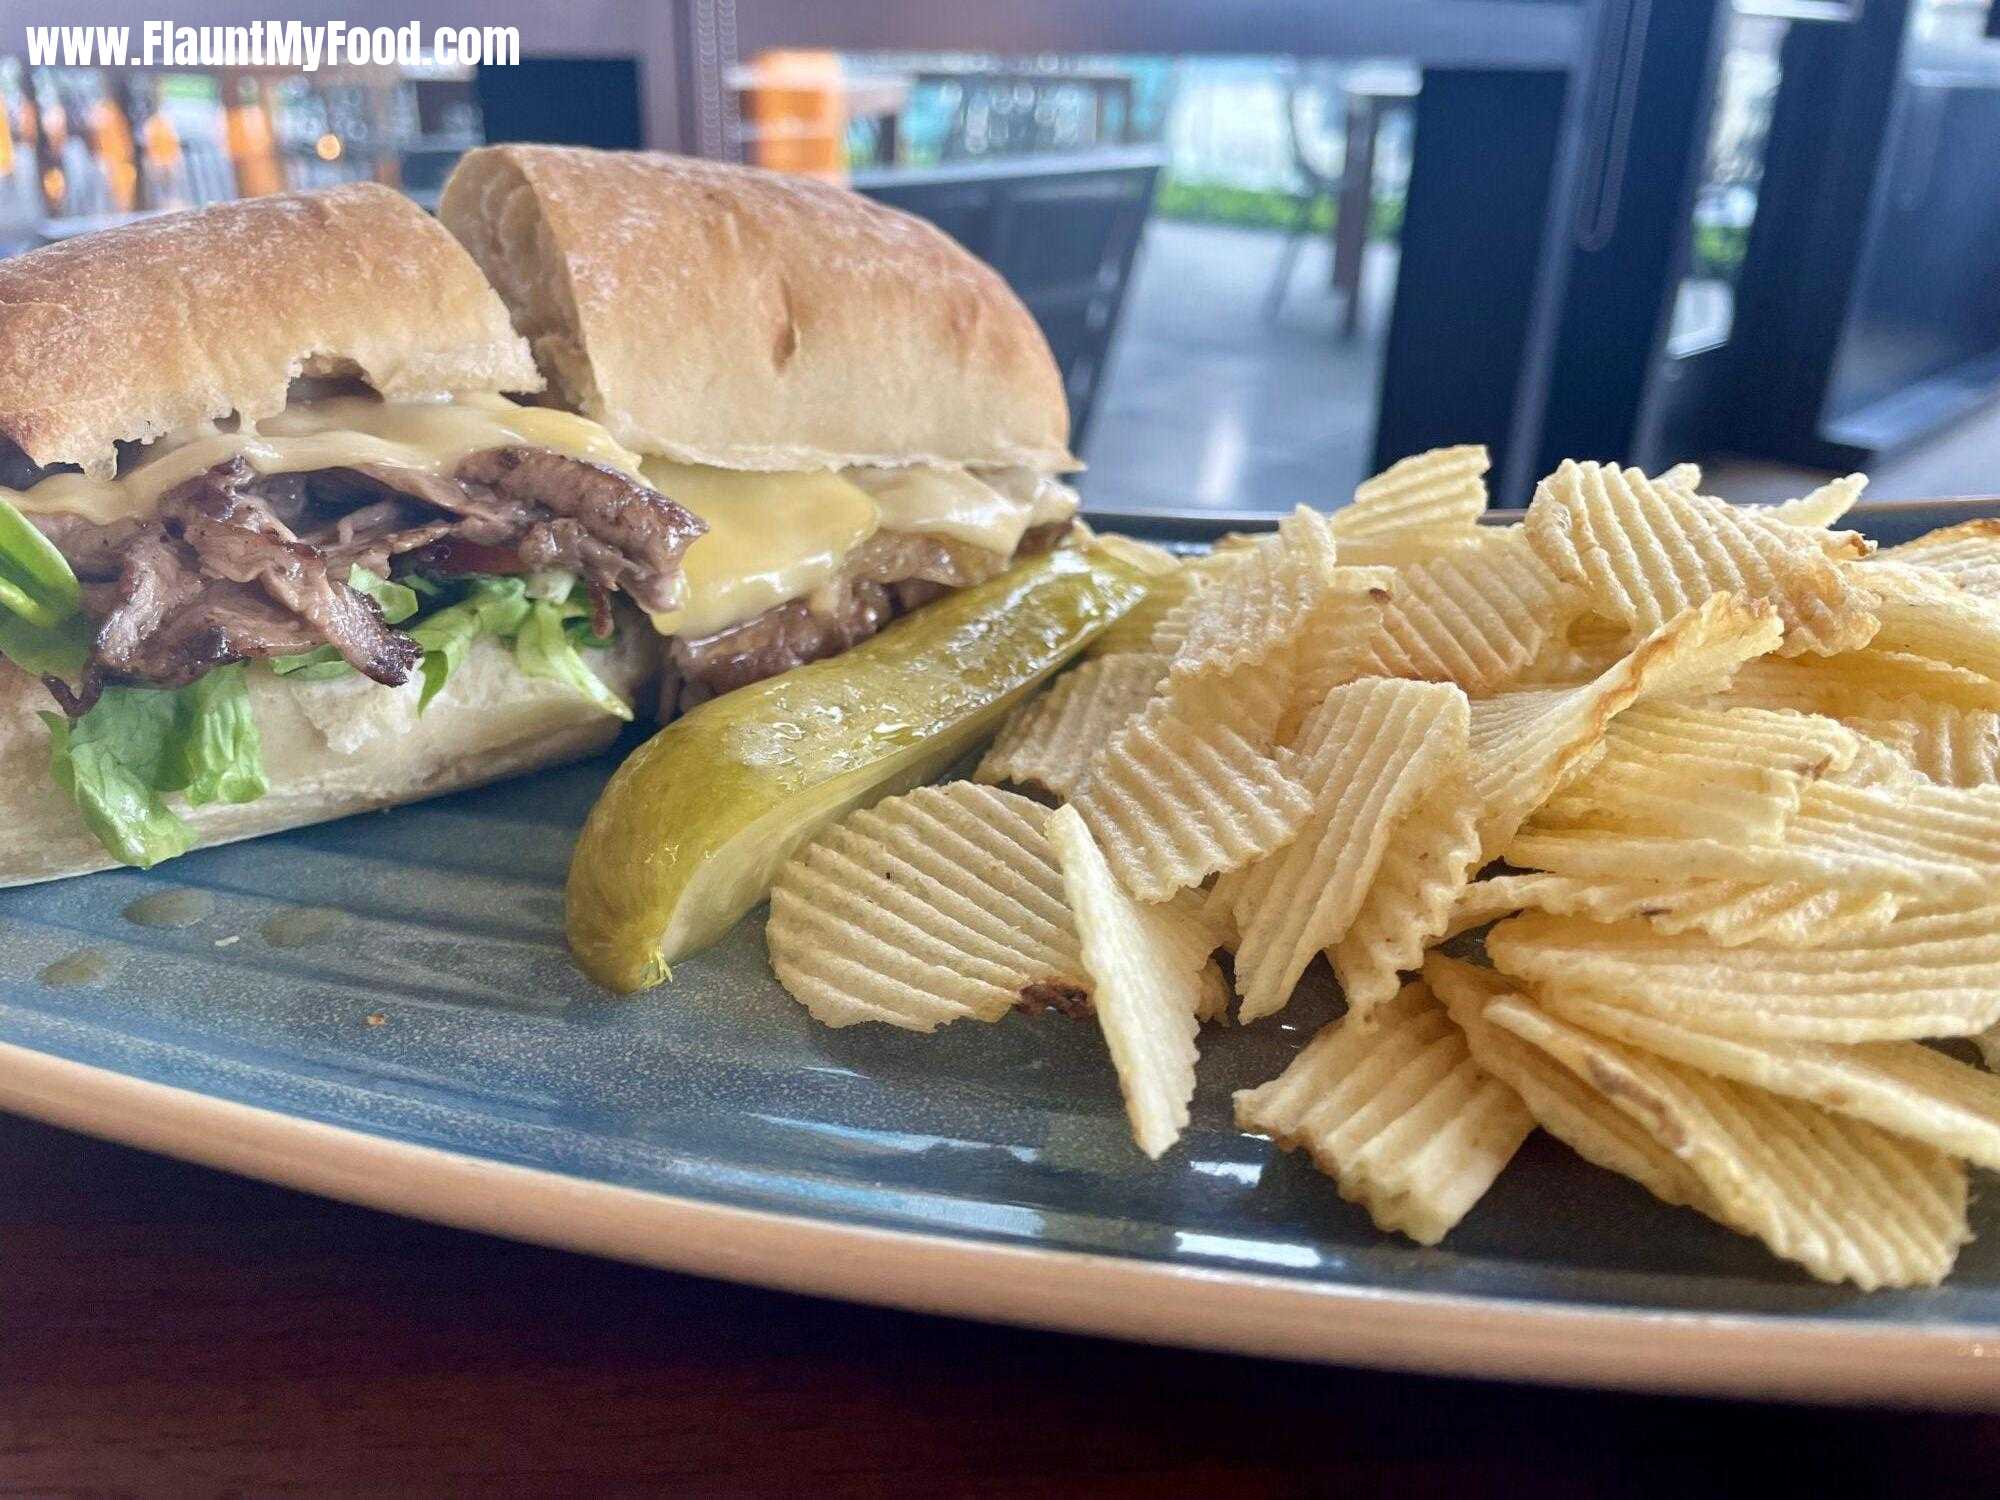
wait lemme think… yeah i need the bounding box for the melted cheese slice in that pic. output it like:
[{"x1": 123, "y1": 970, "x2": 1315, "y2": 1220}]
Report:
[
  {"x1": 640, "y1": 460, "x2": 879, "y2": 639},
  {"x1": 2, "y1": 393, "x2": 1079, "y2": 638},
  {"x1": 1, "y1": 393, "x2": 647, "y2": 526}
]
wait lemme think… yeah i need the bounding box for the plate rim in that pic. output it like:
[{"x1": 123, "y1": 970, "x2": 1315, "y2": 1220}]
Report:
[{"x1": 5, "y1": 1037, "x2": 1997, "y2": 1408}]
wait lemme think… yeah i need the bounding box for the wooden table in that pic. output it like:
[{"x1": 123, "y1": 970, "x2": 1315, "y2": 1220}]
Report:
[{"x1": 4, "y1": 1110, "x2": 1995, "y2": 1494}]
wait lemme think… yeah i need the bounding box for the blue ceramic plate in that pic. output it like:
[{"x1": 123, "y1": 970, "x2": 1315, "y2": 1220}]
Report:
[{"x1": 4, "y1": 501, "x2": 1998, "y2": 1406}]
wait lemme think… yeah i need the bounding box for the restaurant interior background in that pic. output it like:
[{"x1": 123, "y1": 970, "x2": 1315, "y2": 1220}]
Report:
[{"x1": 4, "y1": 0, "x2": 1998, "y2": 521}]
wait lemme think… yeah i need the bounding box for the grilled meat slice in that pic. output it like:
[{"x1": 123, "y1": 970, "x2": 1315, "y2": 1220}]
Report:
[
  {"x1": 454, "y1": 447, "x2": 704, "y2": 615},
  {"x1": 158, "y1": 460, "x2": 422, "y2": 687}
]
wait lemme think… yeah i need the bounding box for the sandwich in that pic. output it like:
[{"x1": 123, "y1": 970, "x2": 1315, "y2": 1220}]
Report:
[
  {"x1": 0, "y1": 151, "x2": 1081, "y2": 884},
  {"x1": 0, "y1": 182, "x2": 699, "y2": 883},
  {"x1": 435, "y1": 145, "x2": 1080, "y2": 716}
]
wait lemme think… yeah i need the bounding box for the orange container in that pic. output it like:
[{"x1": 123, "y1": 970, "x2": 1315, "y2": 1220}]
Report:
[{"x1": 740, "y1": 50, "x2": 844, "y2": 179}]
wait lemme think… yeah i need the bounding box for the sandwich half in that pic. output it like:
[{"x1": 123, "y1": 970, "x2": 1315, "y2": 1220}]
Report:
[
  {"x1": 0, "y1": 182, "x2": 707, "y2": 883},
  {"x1": 437, "y1": 145, "x2": 1083, "y2": 714}
]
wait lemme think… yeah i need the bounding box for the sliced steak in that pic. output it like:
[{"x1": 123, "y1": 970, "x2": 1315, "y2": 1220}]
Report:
[
  {"x1": 673, "y1": 580, "x2": 896, "y2": 704},
  {"x1": 455, "y1": 447, "x2": 704, "y2": 615},
  {"x1": 157, "y1": 460, "x2": 422, "y2": 687},
  {"x1": 105, "y1": 584, "x2": 325, "y2": 691},
  {"x1": 92, "y1": 532, "x2": 207, "y2": 679}
]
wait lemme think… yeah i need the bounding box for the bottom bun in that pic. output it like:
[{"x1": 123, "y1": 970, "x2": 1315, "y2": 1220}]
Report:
[{"x1": 0, "y1": 628, "x2": 660, "y2": 887}]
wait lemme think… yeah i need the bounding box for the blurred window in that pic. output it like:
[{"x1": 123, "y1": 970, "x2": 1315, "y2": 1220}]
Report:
[{"x1": 1670, "y1": 8, "x2": 1786, "y2": 355}]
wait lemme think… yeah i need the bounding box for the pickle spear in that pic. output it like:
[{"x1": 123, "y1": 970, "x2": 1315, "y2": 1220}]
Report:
[{"x1": 566, "y1": 547, "x2": 1149, "y2": 993}]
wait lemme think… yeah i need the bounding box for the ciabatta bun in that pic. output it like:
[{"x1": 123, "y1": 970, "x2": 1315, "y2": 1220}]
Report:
[
  {"x1": 439, "y1": 145, "x2": 1075, "y2": 475},
  {"x1": 0, "y1": 630, "x2": 656, "y2": 887},
  {"x1": 0, "y1": 183, "x2": 542, "y2": 479}
]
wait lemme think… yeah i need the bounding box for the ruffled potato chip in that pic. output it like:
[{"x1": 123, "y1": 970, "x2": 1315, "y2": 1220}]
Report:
[
  {"x1": 1534, "y1": 989, "x2": 2000, "y2": 1170},
  {"x1": 1426, "y1": 955, "x2": 1705, "y2": 1208},
  {"x1": 1860, "y1": 562, "x2": 2000, "y2": 682},
  {"x1": 1234, "y1": 978, "x2": 1532, "y2": 1245},
  {"x1": 1328, "y1": 797, "x2": 1482, "y2": 1020},
  {"x1": 1047, "y1": 805, "x2": 1205, "y2": 1158},
  {"x1": 1466, "y1": 594, "x2": 1783, "y2": 855},
  {"x1": 976, "y1": 654, "x2": 1166, "y2": 798},
  {"x1": 768, "y1": 783, "x2": 1083, "y2": 1031},
  {"x1": 1757, "y1": 473, "x2": 1867, "y2": 531},
  {"x1": 1351, "y1": 527, "x2": 1585, "y2": 695},
  {"x1": 1232, "y1": 679, "x2": 1470, "y2": 1020},
  {"x1": 1525, "y1": 460, "x2": 1877, "y2": 656},
  {"x1": 1720, "y1": 651, "x2": 2000, "y2": 716},
  {"x1": 1486, "y1": 905, "x2": 2000, "y2": 1041},
  {"x1": 1879, "y1": 519, "x2": 2000, "y2": 602},
  {"x1": 1508, "y1": 780, "x2": 2000, "y2": 906},
  {"x1": 1448, "y1": 872, "x2": 1898, "y2": 948},
  {"x1": 1335, "y1": 444, "x2": 1490, "y2": 542},
  {"x1": 1070, "y1": 688, "x2": 1314, "y2": 903},
  {"x1": 1481, "y1": 993, "x2": 1968, "y2": 1289},
  {"x1": 1845, "y1": 702, "x2": 1999, "y2": 789}
]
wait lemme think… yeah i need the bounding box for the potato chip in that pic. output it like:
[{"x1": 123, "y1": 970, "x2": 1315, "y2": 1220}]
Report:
[
  {"x1": 1534, "y1": 991, "x2": 2000, "y2": 1171},
  {"x1": 1425, "y1": 955, "x2": 1706, "y2": 1207},
  {"x1": 1199, "y1": 869, "x2": 1244, "y2": 950},
  {"x1": 1086, "y1": 533, "x2": 1182, "y2": 577},
  {"x1": 1465, "y1": 594, "x2": 1783, "y2": 854},
  {"x1": 1141, "y1": 549, "x2": 1250, "y2": 659},
  {"x1": 1978, "y1": 1025, "x2": 2000, "y2": 1075},
  {"x1": 1527, "y1": 745, "x2": 1800, "y2": 844},
  {"x1": 1654, "y1": 461, "x2": 1702, "y2": 493},
  {"x1": 1828, "y1": 732, "x2": 1925, "y2": 789},
  {"x1": 1879, "y1": 518, "x2": 2000, "y2": 601},
  {"x1": 1860, "y1": 562, "x2": 2000, "y2": 682},
  {"x1": 976, "y1": 655, "x2": 1166, "y2": 797},
  {"x1": 1329, "y1": 797, "x2": 1482, "y2": 1019},
  {"x1": 1290, "y1": 573, "x2": 1401, "y2": 706},
  {"x1": 1232, "y1": 680, "x2": 1470, "y2": 1020},
  {"x1": 768, "y1": 783, "x2": 1082, "y2": 1031},
  {"x1": 1509, "y1": 779, "x2": 2000, "y2": 905},
  {"x1": 1167, "y1": 506, "x2": 1342, "y2": 684},
  {"x1": 1486, "y1": 905, "x2": 2000, "y2": 1040},
  {"x1": 1524, "y1": 703, "x2": 1857, "y2": 844},
  {"x1": 1351, "y1": 526, "x2": 1586, "y2": 695},
  {"x1": 1450, "y1": 872, "x2": 1898, "y2": 948},
  {"x1": 1069, "y1": 688, "x2": 1314, "y2": 903},
  {"x1": 1334, "y1": 526, "x2": 1490, "y2": 570},
  {"x1": 1719, "y1": 650, "x2": 2000, "y2": 716},
  {"x1": 1481, "y1": 993, "x2": 1968, "y2": 1288},
  {"x1": 1601, "y1": 701, "x2": 1860, "y2": 782},
  {"x1": 1846, "y1": 703, "x2": 1999, "y2": 789},
  {"x1": 1234, "y1": 979, "x2": 1532, "y2": 1245},
  {"x1": 1335, "y1": 444, "x2": 1490, "y2": 542},
  {"x1": 1047, "y1": 805, "x2": 1203, "y2": 1158},
  {"x1": 1524, "y1": 459, "x2": 1876, "y2": 655},
  {"x1": 1757, "y1": 473, "x2": 1866, "y2": 531},
  {"x1": 1510, "y1": 633, "x2": 1621, "y2": 689},
  {"x1": 1169, "y1": 646, "x2": 1297, "y2": 750}
]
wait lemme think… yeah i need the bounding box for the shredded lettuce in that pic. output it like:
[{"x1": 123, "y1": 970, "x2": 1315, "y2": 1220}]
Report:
[
  {"x1": 514, "y1": 593, "x2": 634, "y2": 722},
  {"x1": 349, "y1": 566, "x2": 421, "y2": 625},
  {"x1": 40, "y1": 691, "x2": 196, "y2": 869},
  {"x1": 401, "y1": 574, "x2": 630, "y2": 718},
  {"x1": 163, "y1": 663, "x2": 267, "y2": 806},
  {"x1": 0, "y1": 495, "x2": 80, "y2": 628},
  {"x1": 38, "y1": 665, "x2": 268, "y2": 868},
  {"x1": 0, "y1": 496, "x2": 89, "y2": 677},
  {"x1": 408, "y1": 576, "x2": 534, "y2": 711}
]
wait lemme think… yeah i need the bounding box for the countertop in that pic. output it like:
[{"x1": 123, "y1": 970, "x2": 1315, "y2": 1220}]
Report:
[{"x1": 4, "y1": 1111, "x2": 1995, "y2": 1496}]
